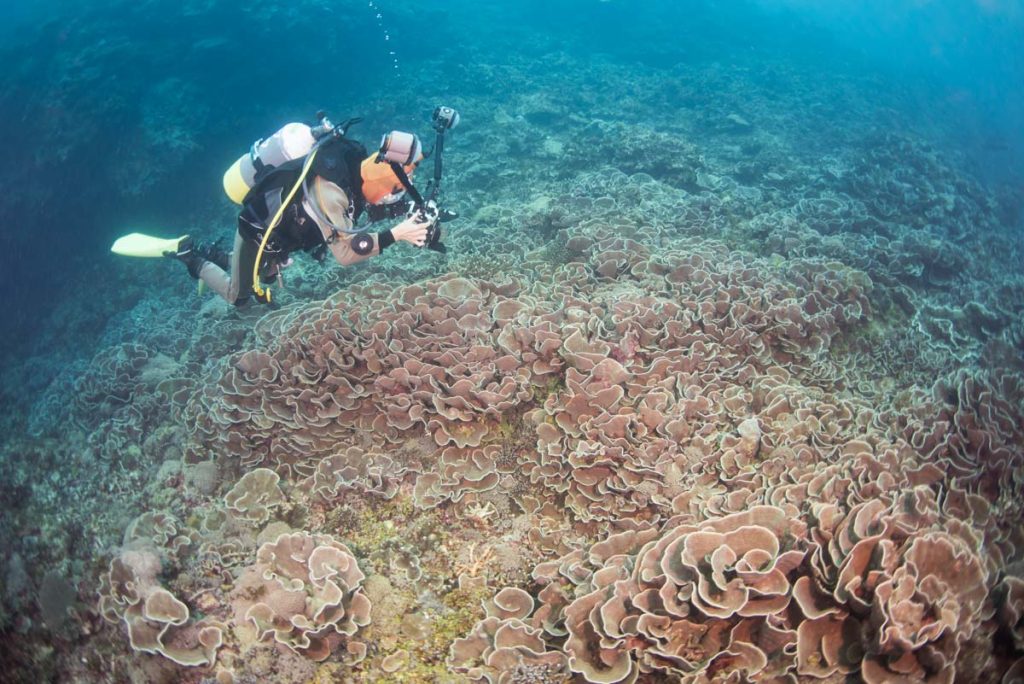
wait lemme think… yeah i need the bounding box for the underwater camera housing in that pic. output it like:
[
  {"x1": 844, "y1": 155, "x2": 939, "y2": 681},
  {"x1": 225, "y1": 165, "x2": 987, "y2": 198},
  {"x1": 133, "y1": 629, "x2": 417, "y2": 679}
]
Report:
[
  {"x1": 407, "y1": 200, "x2": 456, "y2": 253},
  {"x1": 374, "y1": 105, "x2": 460, "y2": 252}
]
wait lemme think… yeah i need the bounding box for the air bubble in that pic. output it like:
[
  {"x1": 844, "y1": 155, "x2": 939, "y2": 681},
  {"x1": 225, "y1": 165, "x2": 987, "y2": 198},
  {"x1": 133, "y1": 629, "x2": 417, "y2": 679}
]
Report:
[{"x1": 367, "y1": 1, "x2": 399, "y2": 80}]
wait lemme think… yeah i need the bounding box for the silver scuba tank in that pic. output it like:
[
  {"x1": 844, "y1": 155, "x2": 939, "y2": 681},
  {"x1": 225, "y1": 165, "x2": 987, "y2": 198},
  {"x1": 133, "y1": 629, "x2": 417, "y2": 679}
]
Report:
[{"x1": 222, "y1": 123, "x2": 316, "y2": 204}]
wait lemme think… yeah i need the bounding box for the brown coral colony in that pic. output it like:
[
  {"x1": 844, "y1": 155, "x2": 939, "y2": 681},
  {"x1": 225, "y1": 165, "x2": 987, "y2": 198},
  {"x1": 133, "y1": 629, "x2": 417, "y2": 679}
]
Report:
[{"x1": 116, "y1": 220, "x2": 1021, "y2": 680}]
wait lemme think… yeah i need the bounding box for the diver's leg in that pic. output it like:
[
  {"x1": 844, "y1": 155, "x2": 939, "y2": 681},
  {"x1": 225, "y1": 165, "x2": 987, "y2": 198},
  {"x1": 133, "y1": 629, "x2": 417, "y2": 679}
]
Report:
[{"x1": 198, "y1": 231, "x2": 256, "y2": 305}]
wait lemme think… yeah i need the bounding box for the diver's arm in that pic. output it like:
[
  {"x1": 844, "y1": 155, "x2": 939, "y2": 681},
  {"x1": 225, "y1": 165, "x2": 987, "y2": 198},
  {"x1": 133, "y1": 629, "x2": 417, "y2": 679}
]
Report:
[
  {"x1": 390, "y1": 214, "x2": 431, "y2": 247},
  {"x1": 327, "y1": 213, "x2": 431, "y2": 266},
  {"x1": 327, "y1": 231, "x2": 379, "y2": 266}
]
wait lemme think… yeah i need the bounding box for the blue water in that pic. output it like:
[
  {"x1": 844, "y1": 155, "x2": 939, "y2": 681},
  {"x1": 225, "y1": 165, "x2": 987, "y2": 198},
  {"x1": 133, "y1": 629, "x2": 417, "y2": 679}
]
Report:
[
  {"x1": 0, "y1": 1, "x2": 1019, "y2": 353},
  {"x1": 0, "y1": 0, "x2": 1022, "y2": 681}
]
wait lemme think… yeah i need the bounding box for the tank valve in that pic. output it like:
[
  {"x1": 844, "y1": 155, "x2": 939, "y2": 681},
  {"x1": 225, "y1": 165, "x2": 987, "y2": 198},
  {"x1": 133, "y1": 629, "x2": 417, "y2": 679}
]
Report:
[{"x1": 310, "y1": 111, "x2": 335, "y2": 140}]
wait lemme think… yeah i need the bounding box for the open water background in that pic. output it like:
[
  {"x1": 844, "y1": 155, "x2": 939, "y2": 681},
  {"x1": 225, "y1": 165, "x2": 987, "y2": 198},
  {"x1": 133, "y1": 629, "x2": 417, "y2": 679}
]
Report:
[{"x1": 0, "y1": 2, "x2": 1020, "y2": 375}]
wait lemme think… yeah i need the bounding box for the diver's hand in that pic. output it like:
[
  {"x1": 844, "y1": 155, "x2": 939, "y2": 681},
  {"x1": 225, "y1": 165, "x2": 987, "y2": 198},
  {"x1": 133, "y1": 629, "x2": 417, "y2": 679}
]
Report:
[{"x1": 392, "y1": 213, "x2": 432, "y2": 247}]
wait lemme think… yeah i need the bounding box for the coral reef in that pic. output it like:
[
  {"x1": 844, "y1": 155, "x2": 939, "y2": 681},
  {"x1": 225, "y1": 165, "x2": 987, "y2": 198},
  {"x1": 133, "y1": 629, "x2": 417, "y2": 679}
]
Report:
[
  {"x1": 169, "y1": 217, "x2": 1021, "y2": 680},
  {"x1": 1, "y1": 3, "x2": 1023, "y2": 682}
]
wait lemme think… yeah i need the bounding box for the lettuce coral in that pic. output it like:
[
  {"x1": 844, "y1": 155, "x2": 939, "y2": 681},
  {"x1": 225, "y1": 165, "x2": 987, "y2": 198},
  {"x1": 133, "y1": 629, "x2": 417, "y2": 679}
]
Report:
[{"x1": 233, "y1": 532, "x2": 371, "y2": 662}]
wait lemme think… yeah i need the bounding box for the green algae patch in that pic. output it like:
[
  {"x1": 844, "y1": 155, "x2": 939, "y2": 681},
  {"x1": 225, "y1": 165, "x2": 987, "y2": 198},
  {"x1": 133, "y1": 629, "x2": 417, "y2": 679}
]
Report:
[
  {"x1": 337, "y1": 494, "x2": 421, "y2": 556},
  {"x1": 429, "y1": 585, "x2": 492, "y2": 655},
  {"x1": 531, "y1": 376, "x2": 566, "y2": 404},
  {"x1": 355, "y1": 575, "x2": 489, "y2": 681},
  {"x1": 381, "y1": 584, "x2": 491, "y2": 675},
  {"x1": 358, "y1": 660, "x2": 455, "y2": 684}
]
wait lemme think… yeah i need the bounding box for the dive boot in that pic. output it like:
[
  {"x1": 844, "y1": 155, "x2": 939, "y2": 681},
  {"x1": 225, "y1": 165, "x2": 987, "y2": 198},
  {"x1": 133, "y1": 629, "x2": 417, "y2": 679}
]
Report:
[
  {"x1": 203, "y1": 238, "x2": 231, "y2": 271},
  {"x1": 165, "y1": 238, "x2": 230, "y2": 279}
]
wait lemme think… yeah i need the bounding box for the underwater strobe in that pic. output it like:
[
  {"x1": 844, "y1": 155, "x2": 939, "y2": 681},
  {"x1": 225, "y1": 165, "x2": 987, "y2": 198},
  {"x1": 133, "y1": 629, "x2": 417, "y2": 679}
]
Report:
[{"x1": 432, "y1": 106, "x2": 460, "y2": 133}]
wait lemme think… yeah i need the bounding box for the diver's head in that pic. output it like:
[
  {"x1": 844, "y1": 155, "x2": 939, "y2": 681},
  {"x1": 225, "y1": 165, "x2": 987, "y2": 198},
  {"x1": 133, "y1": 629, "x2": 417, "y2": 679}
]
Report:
[{"x1": 360, "y1": 130, "x2": 422, "y2": 205}]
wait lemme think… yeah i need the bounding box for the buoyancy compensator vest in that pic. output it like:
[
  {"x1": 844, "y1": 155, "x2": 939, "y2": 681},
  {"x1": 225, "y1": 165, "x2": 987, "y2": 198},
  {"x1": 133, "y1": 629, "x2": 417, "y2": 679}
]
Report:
[
  {"x1": 237, "y1": 135, "x2": 369, "y2": 254},
  {"x1": 227, "y1": 113, "x2": 371, "y2": 302}
]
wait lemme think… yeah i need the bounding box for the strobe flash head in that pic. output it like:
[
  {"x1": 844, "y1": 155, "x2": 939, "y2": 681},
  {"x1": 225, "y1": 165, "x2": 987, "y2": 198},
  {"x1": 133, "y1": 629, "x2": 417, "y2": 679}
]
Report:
[
  {"x1": 432, "y1": 106, "x2": 460, "y2": 132},
  {"x1": 377, "y1": 130, "x2": 422, "y2": 165}
]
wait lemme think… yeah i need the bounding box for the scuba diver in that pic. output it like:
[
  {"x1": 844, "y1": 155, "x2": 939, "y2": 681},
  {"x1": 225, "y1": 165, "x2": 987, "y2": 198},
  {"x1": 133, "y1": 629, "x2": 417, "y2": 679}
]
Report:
[{"x1": 112, "y1": 107, "x2": 460, "y2": 306}]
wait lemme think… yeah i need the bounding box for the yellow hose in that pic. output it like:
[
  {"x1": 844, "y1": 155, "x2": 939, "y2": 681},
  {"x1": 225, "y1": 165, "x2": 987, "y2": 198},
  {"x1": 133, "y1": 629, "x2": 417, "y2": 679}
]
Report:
[{"x1": 252, "y1": 148, "x2": 320, "y2": 301}]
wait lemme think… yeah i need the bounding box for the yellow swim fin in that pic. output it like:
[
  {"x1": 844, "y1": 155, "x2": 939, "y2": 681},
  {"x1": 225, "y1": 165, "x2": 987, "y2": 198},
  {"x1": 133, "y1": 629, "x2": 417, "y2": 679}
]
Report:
[{"x1": 111, "y1": 233, "x2": 189, "y2": 258}]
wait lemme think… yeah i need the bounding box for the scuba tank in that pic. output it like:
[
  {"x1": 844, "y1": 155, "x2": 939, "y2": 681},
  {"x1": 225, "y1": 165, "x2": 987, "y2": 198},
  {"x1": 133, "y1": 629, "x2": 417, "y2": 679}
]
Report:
[{"x1": 222, "y1": 123, "x2": 317, "y2": 204}]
